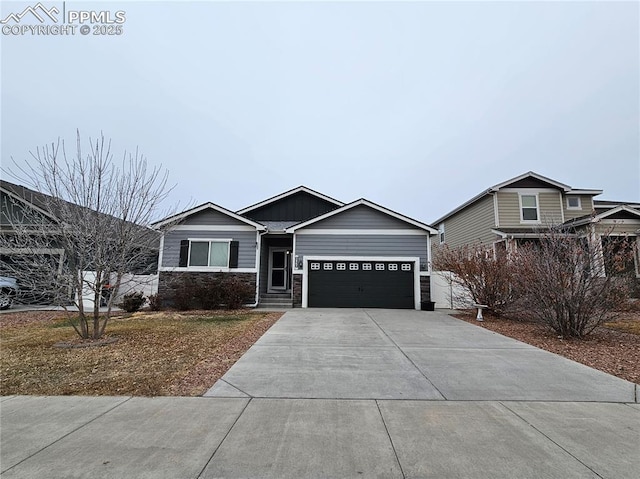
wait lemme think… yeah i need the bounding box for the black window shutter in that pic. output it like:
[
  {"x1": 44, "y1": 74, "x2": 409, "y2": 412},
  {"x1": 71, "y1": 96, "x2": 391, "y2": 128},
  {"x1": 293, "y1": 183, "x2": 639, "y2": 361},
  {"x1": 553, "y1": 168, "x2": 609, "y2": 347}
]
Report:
[
  {"x1": 229, "y1": 241, "x2": 239, "y2": 268},
  {"x1": 179, "y1": 240, "x2": 189, "y2": 267}
]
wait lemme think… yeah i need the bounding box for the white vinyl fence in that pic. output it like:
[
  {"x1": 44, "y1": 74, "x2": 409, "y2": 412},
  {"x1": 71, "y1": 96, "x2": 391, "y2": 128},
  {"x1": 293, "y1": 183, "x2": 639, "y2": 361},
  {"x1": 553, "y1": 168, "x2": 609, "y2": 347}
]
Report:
[
  {"x1": 79, "y1": 272, "x2": 158, "y2": 309},
  {"x1": 430, "y1": 270, "x2": 473, "y2": 310}
]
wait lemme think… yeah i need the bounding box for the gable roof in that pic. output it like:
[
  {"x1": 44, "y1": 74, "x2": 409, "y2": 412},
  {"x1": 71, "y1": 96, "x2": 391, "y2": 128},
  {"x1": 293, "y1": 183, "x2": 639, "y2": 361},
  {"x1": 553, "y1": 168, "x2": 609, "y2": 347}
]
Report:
[
  {"x1": 236, "y1": 186, "x2": 344, "y2": 215},
  {"x1": 490, "y1": 171, "x2": 573, "y2": 191},
  {"x1": 594, "y1": 200, "x2": 640, "y2": 210},
  {"x1": 1, "y1": 180, "x2": 158, "y2": 242},
  {"x1": 564, "y1": 204, "x2": 640, "y2": 227},
  {"x1": 1, "y1": 179, "x2": 64, "y2": 223},
  {"x1": 285, "y1": 198, "x2": 437, "y2": 234},
  {"x1": 432, "y1": 171, "x2": 603, "y2": 225},
  {"x1": 152, "y1": 202, "x2": 266, "y2": 230}
]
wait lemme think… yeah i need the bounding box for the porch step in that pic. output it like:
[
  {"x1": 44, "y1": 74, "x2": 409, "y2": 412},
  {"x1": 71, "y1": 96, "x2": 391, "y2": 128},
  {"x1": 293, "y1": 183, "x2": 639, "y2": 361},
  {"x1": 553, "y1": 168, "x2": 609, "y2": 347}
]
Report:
[
  {"x1": 258, "y1": 293, "x2": 293, "y2": 309},
  {"x1": 260, "y1": 293, "x2": 292, "y2": 299}
]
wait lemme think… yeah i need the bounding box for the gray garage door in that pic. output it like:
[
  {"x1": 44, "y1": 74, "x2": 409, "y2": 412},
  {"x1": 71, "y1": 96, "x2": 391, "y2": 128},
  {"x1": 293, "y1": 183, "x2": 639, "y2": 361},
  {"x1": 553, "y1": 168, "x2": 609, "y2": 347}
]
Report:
[{"x1": 308, "y1": 260, "x2": 414, "y2": 309}]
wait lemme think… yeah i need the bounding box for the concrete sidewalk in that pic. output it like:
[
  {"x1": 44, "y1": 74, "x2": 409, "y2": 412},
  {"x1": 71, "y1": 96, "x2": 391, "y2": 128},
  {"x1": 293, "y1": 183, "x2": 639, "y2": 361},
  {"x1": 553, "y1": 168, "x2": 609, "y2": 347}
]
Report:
[{"x1": 2, "y1": 309, "x2": 639, "y2": 478}]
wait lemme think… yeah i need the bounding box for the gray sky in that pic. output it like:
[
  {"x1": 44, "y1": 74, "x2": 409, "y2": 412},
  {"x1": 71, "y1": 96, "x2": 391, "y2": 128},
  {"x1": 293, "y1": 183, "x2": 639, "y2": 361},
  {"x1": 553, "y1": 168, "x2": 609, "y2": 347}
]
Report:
[{"x1": 1, "y1": 0, "x2": 639, "y2": 225}]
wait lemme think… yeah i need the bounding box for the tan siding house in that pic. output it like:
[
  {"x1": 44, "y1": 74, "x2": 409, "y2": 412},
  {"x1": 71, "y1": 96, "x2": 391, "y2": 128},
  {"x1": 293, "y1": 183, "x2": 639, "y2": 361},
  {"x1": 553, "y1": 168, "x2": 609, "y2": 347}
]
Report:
[
  {"x1": 563, "y1": 195, "x2": 594, "y2": 221},
  {"x1": 433, "y1": 171, "x2": 605, "y2": 252},
  {"x1": 432, "y1": 172, "x2": 640, "y2": 284},
  {"x1": 441, "y1": 196, "x2": 496, "y2": 249}
]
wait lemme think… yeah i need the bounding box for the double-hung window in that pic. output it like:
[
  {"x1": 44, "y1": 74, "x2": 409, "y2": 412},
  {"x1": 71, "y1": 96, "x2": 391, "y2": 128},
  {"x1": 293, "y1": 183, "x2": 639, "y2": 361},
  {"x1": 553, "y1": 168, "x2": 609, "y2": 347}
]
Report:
[
  {"x1": 189, "y1": 240, "x2": 230, "y2": 267},
  {"x1": 520, "y1": 194, "x2": 539, "y2": 222}
]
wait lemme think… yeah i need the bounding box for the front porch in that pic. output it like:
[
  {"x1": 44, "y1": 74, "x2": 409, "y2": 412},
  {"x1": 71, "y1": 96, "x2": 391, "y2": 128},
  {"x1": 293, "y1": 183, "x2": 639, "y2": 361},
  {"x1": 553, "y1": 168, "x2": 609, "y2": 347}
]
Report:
[{"x1": 258, "y1": 234, "x2": 293, "y2": 307}]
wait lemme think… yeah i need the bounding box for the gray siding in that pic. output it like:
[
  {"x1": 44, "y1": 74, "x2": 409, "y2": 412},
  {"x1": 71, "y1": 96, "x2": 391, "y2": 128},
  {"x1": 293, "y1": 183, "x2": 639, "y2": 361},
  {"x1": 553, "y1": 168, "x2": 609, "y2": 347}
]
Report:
[
  {"x1": 497, "y1": 191, "x2": 563, "y2": 226},
  {"x1": 182, "y1": 209, "x2": 251, "y2": 227},
  {"x1": 443, "y1": 195, "x2": 496, "y2": 249},
  {"x1": 161, "y1": 230, "x2": 256, "y2": 268},
  {"x1": 295, "y1": 234, "x2": 428, "y2": 264},
  {"x1": 310, "y1": 205, "x2": 420, "y2": 230}
]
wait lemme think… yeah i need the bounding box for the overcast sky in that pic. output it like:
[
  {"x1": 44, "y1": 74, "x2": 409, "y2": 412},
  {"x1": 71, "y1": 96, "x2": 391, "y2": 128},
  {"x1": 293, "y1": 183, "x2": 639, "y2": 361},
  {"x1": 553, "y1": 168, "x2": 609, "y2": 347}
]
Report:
[{"x1": 1, "y1": 0, "x2": 638, "y2": 224}]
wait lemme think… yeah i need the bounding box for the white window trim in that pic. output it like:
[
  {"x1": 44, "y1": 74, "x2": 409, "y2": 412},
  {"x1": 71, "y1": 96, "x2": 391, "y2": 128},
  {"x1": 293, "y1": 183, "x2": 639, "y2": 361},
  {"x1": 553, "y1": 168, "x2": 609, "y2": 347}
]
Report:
[
  {"x1": 566, "y1": 196, "x2": 582, "y2": 210},
  {"x1": 519, "y1": 193, "x2": 541, "y2": 224},
  {"x1": 187, "y1": 238, "x2": 232, "y2": 269},
  {"x1": 438, "y1": 223, "x2": 445, "y2": 245}
]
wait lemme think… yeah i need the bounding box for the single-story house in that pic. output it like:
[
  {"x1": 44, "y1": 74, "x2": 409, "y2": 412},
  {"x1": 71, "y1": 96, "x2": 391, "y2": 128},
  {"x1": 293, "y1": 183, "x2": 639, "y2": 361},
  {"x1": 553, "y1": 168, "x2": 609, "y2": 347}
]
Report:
[{"x1": 153, "y1": 187, "x2": 437, "y2": 309}]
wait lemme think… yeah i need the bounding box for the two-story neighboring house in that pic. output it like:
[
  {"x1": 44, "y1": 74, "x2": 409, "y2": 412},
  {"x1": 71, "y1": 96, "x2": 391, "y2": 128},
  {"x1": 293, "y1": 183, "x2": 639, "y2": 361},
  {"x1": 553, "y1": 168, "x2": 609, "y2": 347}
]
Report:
[{"x1": 431, "y1": 170, "x2": 640, "y2": 276}]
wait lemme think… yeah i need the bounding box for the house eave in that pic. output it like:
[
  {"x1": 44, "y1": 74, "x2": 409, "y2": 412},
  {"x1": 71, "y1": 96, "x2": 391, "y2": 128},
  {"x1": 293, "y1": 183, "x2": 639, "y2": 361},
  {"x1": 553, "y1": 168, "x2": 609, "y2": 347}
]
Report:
[{"x1": 151, "y1": 202, "x2": 266, "y2": 230}]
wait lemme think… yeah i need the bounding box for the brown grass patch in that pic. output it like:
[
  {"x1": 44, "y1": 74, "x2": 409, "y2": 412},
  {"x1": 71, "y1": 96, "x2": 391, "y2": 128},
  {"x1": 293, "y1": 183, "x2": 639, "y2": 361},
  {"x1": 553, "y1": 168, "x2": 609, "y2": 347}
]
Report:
[{"x1": 0, "y1": 310, "x2": 282, "y2": 396}]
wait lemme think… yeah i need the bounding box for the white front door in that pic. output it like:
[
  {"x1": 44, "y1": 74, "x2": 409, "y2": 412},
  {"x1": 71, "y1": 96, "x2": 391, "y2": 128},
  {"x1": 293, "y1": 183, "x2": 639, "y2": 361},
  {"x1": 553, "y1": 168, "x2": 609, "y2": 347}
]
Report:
[{"x1": 268, "y1": 248, "x2": 291, "y2": 291}]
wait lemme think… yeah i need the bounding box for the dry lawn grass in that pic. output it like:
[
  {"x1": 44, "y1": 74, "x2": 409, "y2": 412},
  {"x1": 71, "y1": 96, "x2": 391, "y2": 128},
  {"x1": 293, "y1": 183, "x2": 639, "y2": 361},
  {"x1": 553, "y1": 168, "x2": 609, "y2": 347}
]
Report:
[{"x1": 1, "y1": 310, "x2": 281, "y2": 396}]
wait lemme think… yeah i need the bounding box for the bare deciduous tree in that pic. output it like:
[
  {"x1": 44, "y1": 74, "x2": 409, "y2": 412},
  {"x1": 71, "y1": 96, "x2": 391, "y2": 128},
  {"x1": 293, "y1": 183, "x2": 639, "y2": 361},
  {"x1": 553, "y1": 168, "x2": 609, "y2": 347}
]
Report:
[{"x1": 1, "y1": 131, "x2": 173, "y2": 339}]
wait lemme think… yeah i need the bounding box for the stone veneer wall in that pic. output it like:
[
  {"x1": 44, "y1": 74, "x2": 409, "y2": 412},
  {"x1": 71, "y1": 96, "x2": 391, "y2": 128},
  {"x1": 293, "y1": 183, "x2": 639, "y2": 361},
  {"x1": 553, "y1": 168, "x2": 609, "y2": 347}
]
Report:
[
  {"x1": 158, "y1": 271, "x2": 257, "y2": 307},
  {"x1": 292, "y1": 274, "x2": 303, "y2": 307},
  {"x1": 420, "y1": 275, "x2": 431, "y2": 303}
]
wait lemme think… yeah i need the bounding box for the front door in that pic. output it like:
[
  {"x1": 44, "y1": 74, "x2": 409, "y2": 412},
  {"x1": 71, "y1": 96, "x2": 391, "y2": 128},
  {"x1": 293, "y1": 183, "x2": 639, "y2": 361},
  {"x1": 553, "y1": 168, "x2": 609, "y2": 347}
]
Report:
[{"x1": 268, "y1": 248, "x2": 291, "y2": 291}]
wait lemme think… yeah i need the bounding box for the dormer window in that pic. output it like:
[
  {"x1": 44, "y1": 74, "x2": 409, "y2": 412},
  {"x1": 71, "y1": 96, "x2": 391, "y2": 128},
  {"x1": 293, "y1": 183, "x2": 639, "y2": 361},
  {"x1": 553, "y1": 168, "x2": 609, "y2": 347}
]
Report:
[
  {"x1": 520, "y1": 194, "x2": 539, "y2": 222},
  {"x1": 566, "y1": 196, "x2": 581, "y2": 210}
]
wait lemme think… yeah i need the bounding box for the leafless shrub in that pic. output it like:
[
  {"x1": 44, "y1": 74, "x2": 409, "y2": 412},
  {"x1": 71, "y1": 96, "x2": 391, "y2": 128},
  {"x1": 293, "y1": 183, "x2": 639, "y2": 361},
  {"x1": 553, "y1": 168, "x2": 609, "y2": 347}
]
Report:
[
  {"x1": 432, "y1": 243, "x2": 516, "y2": 315},
  {"x1": 512, "y1": 228, "x2": 635, "y2": 338}
]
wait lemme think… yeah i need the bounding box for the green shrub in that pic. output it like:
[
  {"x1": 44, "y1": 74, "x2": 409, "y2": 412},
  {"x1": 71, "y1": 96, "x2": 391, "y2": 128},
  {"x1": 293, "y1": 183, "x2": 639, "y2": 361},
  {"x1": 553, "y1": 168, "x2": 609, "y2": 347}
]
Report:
[{"x1": 119, "y1": 291, "x2": 146, "y2": 312}]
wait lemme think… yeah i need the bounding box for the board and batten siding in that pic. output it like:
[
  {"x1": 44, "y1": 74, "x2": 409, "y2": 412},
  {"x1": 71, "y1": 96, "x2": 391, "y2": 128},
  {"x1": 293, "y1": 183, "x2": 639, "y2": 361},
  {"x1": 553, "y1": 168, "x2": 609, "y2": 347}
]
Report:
[
  {"x1": 441, "y1": 195, "x2": 496, "y2": 249},
  {"x1": 295, "y1": 234, "x2": 429, "y2": 265},
  {"x1": 181, "y1": 209, "x2": 251, "y2": 227},
  {"x1": 161, "y1": 230, "x2": 256, "y2": 268},
  {"x1": 310, "y1": 205, "x2": 418, "y2": 229},
  {"x1": 497, "y1": 191, "x2": 563, "y2": 226},
  {"x1": 563, "y1": 195, "x2": 595, "y2": 221}
]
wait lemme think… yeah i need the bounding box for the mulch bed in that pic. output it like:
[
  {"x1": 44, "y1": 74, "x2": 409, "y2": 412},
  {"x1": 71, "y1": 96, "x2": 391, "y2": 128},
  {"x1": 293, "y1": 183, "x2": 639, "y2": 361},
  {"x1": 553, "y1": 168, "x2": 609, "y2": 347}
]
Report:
[{"x1": 454, "y1": 310, "x2": 640, "y2": 385}]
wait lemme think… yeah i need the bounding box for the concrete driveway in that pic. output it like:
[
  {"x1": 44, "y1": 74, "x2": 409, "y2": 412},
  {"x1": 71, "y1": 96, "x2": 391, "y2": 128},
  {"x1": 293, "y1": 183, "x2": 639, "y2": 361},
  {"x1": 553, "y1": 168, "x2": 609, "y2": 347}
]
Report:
[
  {"x1": 2, "y1": 309, "x2": 639, "y2": 479},
  {"x1": 205, "y1": 309, "x2": 636, "y2": 402}
]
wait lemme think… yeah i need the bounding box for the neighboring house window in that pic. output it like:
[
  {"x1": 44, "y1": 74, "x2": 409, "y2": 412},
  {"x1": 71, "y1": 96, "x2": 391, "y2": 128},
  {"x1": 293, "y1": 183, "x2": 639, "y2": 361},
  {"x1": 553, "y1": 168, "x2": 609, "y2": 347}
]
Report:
[
  {"x1": 438, "y1": 223, "x2": 445, "y2": 244},
  {"x1": 519, "y1": 194, "x2": 539, "y2": 222},
  {"x1": 178, "y1": 239, "x2": 239, "y2": 268},
  {"x1": 566, "y1": 197, "x2": 581, "y2": 210}
]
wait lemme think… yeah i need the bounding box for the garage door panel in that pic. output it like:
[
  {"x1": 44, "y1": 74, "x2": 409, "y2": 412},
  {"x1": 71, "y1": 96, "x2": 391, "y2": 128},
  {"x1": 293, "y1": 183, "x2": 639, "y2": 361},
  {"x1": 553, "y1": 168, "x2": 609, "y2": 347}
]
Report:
[{"x1": 308, "y1": 261, "x2": 414, "y2": 309}]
